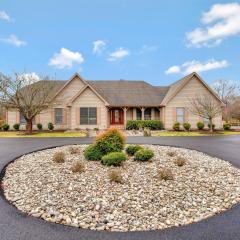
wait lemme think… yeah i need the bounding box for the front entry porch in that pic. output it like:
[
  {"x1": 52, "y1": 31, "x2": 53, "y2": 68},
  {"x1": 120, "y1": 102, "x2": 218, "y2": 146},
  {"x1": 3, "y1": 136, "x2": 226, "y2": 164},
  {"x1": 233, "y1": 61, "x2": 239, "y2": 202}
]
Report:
[{"x1": 108, "y1": 107, "x2": 162, "y2": 129}]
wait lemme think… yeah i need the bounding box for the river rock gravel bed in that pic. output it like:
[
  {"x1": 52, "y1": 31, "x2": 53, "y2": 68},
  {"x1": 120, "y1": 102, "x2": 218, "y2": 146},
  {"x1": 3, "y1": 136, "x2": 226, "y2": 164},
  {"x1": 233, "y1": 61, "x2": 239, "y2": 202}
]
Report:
[{"x1": 2, "y1": 145, "x2": 240, "y2": 231}]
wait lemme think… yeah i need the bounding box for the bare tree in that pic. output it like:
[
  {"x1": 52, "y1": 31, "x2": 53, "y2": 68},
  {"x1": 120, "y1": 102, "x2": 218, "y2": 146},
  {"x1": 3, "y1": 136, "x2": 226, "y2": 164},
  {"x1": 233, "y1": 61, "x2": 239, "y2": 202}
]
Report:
[
  {"x1": 213, "y1": 80, "x2": 240, "y2": 121},
  {"x1": 230, "y1": 97, "x2": 240, "y2": 121},
  {"x1": 188, "y1": 95, "x2": 223, "y2": 132},
  {"x1": 0, "y1": 72, "x2": 56, "y2": 134}
]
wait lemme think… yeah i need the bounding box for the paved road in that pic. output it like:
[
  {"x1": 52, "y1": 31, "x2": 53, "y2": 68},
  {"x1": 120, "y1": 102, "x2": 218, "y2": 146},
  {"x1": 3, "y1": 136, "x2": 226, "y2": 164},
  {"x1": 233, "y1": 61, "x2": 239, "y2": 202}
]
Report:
[{"x1": 0, "y1": 136, "x2": 240, "y2": 240}]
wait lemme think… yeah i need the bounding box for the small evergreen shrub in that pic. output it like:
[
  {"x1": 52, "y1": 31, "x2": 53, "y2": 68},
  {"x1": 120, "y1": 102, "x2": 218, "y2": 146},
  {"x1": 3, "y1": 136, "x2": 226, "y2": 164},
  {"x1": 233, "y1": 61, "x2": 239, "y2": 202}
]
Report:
[
  {"x1": 69, "y1": 146, "x2": 80, "y2": 154},
  {"x1": 71, "y1": 161, "x2": 85, "y2": 173},
  {"x1": 13, "y1": 123, "x2": 20, "y2": 131},
  {"x1": 173, "y1": 122, "x2": 180, "y2": 131},
  {"x1": 208, "y1": 123, "x2": 215, "y2": 130},
  {"x1": 134, "y1": 148, "x2": 154, "y2": 161},
  {"x1": 183, "y1": 122, "x2": 191, "y2": 131},
  {"x1": 2, "y1": 123, "x2": 9, "y2": 131},
  {"x1": 157, "y1": 168, "x2": 174, "y2": 180},
  {"x1": 126, "y1": 120, "x2": 164, "y2": 130},
  {"x1": 95, "y1": 128, "x2": 125, "y2": 155},
  {"x1": 84, "y1": 144, "x2": 103, "y2": 161},
  {"x1": 48, "y1": 122, "x2": 54, "y2": 131},
  {"x1": 37, "y1": 123, "x2": 43, "y2": 131},
  {"x1": 53, "y1": 151, "x2": 65, "y2": 163},
  {"x1": 143, "y1": 128, "x2": 151, "y2": 137},
  {"x1": 174, "y1": 157, "x2": 186, "y2": 166},
  {"x1": 223, "y1": 123, "x2": 231, "y2": 130},
  {"x1": 197, "y1": 122, "x2": 204, "y2": 130},
  {"x1": 126, "y1": 145, "x2": 143, "y2": 156},
  {"x1": 108, "y1": 169, "x2": 123, "y2": 183},
  {"x1": 101, "y1": 152, "x2": 126, "y2": 166}
]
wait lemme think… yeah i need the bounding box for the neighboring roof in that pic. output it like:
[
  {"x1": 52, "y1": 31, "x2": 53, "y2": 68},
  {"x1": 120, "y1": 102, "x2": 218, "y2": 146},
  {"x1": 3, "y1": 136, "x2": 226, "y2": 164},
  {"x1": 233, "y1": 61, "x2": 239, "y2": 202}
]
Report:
[{"x1": 28, "y1": 72, "x2": 222, "y2": 107}]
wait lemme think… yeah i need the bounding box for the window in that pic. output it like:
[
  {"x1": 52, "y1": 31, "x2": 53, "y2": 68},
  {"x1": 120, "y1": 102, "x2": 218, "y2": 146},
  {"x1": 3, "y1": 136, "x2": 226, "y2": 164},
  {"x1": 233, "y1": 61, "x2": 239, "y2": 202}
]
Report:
[
  {"x1": 55, "y1": 108, "x2": 63, "y2": 124},
  {"x1": 203, "y1": 117, "x2": 209, "y2": 125},
  {"x1": 136, "y1": 108, "x2": 142, "y2": 120},
  {"x1": 80, "y1": 107, "x2": 97, "y2": 125},
  {"x1": 176, "y1": 107, "x2": 185, "y2": 123},
  {"x1": 20, "y1": 113, "x2": 26, "y2": 124},
  {"x1": 144, "y1": 108, "x2": 151, "y2": 120}
]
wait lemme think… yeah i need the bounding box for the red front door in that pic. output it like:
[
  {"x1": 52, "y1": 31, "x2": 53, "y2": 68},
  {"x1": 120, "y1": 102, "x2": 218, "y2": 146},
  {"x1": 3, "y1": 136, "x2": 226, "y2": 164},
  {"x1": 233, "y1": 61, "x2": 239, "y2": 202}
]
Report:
[{"x1": 110, "y1": 109, "x2": 124, "y2": 124}]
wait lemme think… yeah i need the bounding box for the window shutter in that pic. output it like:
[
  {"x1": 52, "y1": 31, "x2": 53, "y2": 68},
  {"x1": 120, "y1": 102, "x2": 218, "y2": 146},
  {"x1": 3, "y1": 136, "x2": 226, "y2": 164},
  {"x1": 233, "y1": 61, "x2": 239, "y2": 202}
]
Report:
[
  {"x1": 185, "y1": 109, "x2": 189, "y2": 123},
  {"x1": 51, "y1": 109, "x2": 55, "y2": 124},
  {"x1": 172, "y1": 107, "x2": 176, "y2": 122},
  {"x1": 17, "y1": 111, "x2": 20, "y2": 123},
  {"x1": 63, "y1": 108, "x2": 67, "y2": 125},
  {"x1": 76, "y1": 108, "x2": 80, "y2": 125},
  {"x1": 97, "y1": 107, "x2": 101, "y2": 125}
]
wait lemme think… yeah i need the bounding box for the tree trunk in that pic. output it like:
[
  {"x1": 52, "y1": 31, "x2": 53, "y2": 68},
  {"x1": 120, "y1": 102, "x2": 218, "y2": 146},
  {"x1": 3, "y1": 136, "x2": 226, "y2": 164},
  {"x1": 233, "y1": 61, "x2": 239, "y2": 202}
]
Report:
[
  {"x1": 209, "y1": 118, "x2": 213, "y2": 133},
  {"x1": 26, "y1": 119, "x2": 33, "y2": 135}
]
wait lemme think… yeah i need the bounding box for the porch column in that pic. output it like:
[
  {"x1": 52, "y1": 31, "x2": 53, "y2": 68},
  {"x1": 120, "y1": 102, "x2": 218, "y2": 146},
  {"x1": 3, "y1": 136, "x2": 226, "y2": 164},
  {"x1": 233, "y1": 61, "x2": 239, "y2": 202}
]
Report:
[
  {"x1": 151, "y1": 108, "x2": 155, "y2": 120},
  {"x1": 141, "y1": 107, "x2": 145, "y2": 120},
  {"x1": 123, "y1": 107, "x2": 127, "y2": 129},
  {"x1": 133, "y1": 108, "x2": 137, "y2": 120}
]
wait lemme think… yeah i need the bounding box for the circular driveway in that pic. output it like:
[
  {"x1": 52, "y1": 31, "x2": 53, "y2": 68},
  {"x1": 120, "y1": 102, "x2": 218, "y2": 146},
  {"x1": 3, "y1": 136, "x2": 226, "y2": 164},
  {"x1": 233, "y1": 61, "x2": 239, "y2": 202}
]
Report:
[{"x1": 0, "y1": 136, "x2": 240, "y2": 240}]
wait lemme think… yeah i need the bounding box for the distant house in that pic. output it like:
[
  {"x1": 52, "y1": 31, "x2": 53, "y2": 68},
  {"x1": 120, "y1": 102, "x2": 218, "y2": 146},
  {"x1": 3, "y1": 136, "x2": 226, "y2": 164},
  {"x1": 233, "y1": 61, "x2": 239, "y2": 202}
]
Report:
[{"x1": 6, "y1": 72, "x2": 223, "y2": 130}]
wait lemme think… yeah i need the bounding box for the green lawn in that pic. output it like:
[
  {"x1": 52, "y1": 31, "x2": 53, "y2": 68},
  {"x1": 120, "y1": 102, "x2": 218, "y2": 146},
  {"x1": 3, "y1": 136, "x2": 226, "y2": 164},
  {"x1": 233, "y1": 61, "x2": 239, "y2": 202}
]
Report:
[
  {"x1": 0, "y1": 131, "x2": 86, "y2": 138},
  {"x1": 152, "y1": 130, "x2": 240, "y2": 137}
]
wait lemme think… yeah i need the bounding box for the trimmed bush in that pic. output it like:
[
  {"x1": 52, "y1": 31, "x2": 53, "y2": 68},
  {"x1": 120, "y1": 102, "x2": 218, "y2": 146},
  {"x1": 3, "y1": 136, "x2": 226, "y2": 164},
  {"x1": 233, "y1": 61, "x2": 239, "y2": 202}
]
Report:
[
  {"x1": 173, "y1": 122, "x2": 180, "y2": 131},
  {"x1": 208, "y1": 123, "x2": 215, "y2": 130},
  {"x1": 108, "y1": 169, "x2": 123, "y2": 183},
  {"x1": 183, "y1": 122, "x2": 191, "y2": 131},
  {"x1": 126, "y1": 120, "x2": 164, "y2": 130},
  {"x1": 101, "y1": 152, "x2": 126, "y2": 166},
  {"x1": 2, "y1": 123, "x2": 9, "y2": 131},
  {"x1": 53, "y1": 151, "x2": 65, "y2": 163},
  {"x1": 48, "y1": 122, "x2": 54, "y2": 131},
  {"x1": 37, "y1": 123, "x2": 43, "y2": 131},
  {"x1": 126, "y1": 145, "x2": 143, "y2": 156},
  {"x1": 134, "y1": 148, "x2": 154, "y2": 161},
  {"x1": 197, "y1": 121, "x2": 204, "y2": 130},
  {"x1": 223, "y1": 123, "x2": 231, "y2": 130},
  {"x1": 13, "y1": 123, "x2": 20, "y2": 131},
  {"x1": 84, "y1": 144, "x2": 103, "y2": 161},
  {"x1": 95, "y1": 128, "x2": 125, "y2": 155}
]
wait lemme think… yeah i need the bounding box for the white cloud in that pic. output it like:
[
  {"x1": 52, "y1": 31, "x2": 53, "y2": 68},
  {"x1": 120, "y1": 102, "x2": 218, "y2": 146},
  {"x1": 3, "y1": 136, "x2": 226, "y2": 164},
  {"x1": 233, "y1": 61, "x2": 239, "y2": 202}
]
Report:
[
  {"x1": 17, "y1": 72, "x2": 40, "y2": 86},
  {"x1": 138, "y1": 44, "x2": 158, "y2": 54},
  {"x1": 0, "y1": 34, "x2": 27, "y2": 47},
  {"x1": 49, "y1": 48, "x2": 84, "y2": 69},
  {"x1": 93, "y1": 40, "x2": 106, "y2": 55},
  {"x1": 108, "y1": 47, "x2": 130, "y2": 61},
  {"x1": 186, "y1": 3, "x2": 240, "y2": 47},
  {"x1": 0, "y1": 10, "x2": 10, "y2": 21},
  {"x1": 166, "y1": 59, "x2": 228, "y2": 75}
]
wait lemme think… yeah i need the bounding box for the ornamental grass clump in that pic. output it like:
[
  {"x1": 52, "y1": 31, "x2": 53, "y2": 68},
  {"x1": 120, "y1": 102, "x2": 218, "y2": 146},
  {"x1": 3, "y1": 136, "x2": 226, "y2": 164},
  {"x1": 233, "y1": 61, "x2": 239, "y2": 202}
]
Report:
[
  {"x1": 108, "y1": 169, "x2": 123, "y2": 183},
  {"x1": 84, "y1": 144, "x2": 103, "y2": 161},
  {"x1": 95, "y1": 127, "x2": 125, "y2": 155},
  {"x1": 101, "y1": 152, "x2": 126, "y2": 166},
  {"x1": 134, "y1": 148, "x2": 154, "y2": 161},
  {"x1": 69, "y1": 146, "x2": 80, "y2": 154},
  {"x1": 53, "y1": 151, "x2": 65, "y2": 163},
  {"x1": 157, "y1": 168, "x2": 174, "y2": 181},
  {"x1": 126, "y1": 145, "x2": 143, "y2": 156},
  {"x1": 71, "y1": 161, "x2": 85, "y2": 173},
  {"x1": 167, "y1": 151, "x2": 176, "y2": 157},
  {"x1": 174, "y1": 157, "x2": 186, "y2": 167}
]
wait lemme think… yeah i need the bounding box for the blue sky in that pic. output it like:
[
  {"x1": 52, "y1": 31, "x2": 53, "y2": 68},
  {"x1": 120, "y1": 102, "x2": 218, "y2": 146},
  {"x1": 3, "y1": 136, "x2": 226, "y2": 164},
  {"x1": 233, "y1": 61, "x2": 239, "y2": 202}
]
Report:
[{"x1": 0, "y1": 0, "x2": 240, "y2": 86}]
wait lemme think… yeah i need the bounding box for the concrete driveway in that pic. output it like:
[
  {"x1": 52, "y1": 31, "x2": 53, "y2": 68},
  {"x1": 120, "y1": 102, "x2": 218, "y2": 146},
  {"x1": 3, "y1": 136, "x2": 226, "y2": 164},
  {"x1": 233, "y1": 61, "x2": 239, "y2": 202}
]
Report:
[{"x1": 0, "y1": 136, "x2": 240, "y2": 240}]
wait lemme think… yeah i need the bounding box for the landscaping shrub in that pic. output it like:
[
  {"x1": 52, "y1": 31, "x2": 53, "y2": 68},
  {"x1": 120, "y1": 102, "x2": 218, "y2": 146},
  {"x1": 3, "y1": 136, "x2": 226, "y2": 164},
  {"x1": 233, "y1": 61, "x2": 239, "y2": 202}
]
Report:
[
  {"x1": 108, "y1": 169, "x2": 123, "y2": 183},
  {"x1": 134, "y1": 148, "x2": 154, "y2": 161},
  {"x1": 126, "y1": 120, "x2": 164, "y2": 130},
  {"x1": 37, "y1": 123, "x2": 43, "y2": 131},
  {"x1": 183, "y1": 122, "x2": 191, "y2": 131},
  {"x1": 48, "y1": 122, "x2": 54, "y2": 131},
  {"x1": 174, "y1": 157, "x2": 186, "y2": 167},
  {"x1": 126, "y1": 145, "x2": 143, "y2": 156},
  {"x1": 69, "y1": 146, "x2": 80, "y2": 154},
  {"x1": 101, "y1": 152, "x2": 126, "y2": 166},
  {"x1": 53, "y1": 151, "x2": 65, "y2": 163},
  {"x1": 95, "y1": 128, "x2": 125, "y2": 155},
  {"x1": 13, "y1": 123, "x2": 20, "y2": 131},
  {"x1": 157, "y1": 168, "x2": 174, "y2": 180},
  {"x1": 208, "y1": 123, "x2": 215, "y2": 130},
  {"x1": 143, "y1": 128, "x2": 151, "y2": 137},
  {"x1": 197, "y1": 121, "x2": 204, "y2": 130},
  {"x1": 93, "y1": 127, "x2": 99, "y2": 131},
  {"x1": 173, "y1": 122, "x2": 180, "y2": 131},
  {"x1": 223, "y1": 123, "x2": 231, "y2": 130},
  {"x1": 71, "y1": 161, "x2": 85, "y2": 173},
  {"x1": 2, "y1": 123, "x2": 9, "y2": 131},
  {"x1": 84, "y1": 144, "x2": 103, "y2": 161},
  {"x1": 167, "y1": 151, "x2": 176, "y2": 157}
]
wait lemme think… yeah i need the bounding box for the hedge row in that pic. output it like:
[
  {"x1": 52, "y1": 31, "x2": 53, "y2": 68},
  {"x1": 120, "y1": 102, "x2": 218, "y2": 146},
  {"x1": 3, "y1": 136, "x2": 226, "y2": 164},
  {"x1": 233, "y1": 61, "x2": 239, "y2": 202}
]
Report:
[{"x1": 126, "y1": 120, "x2": 164, "y2": 130}]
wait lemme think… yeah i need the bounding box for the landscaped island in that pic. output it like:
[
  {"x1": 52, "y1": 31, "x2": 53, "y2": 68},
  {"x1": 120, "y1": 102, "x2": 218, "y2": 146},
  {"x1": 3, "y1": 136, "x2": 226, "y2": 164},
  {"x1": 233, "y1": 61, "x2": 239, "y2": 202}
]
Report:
[{"x1": 2, "y1": 129, "x2": 240, "y2": 232}]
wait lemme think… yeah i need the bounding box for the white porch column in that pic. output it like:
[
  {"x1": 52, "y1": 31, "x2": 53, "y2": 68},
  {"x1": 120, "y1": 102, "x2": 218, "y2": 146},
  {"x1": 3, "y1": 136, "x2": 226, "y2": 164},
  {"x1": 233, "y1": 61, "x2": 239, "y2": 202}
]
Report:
[
  {"x1": 123, "y1": 107, "x2": 127, "y2": 129},
  {"x1": 151, "y1": 108, "x2": 155, "y2": 120},
  {"x1": 141, "y1": 107, "x2": 145, "y2": 120},
  {"x1": 133, "y1": 108, "x2": 137, "y2": 120}
]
